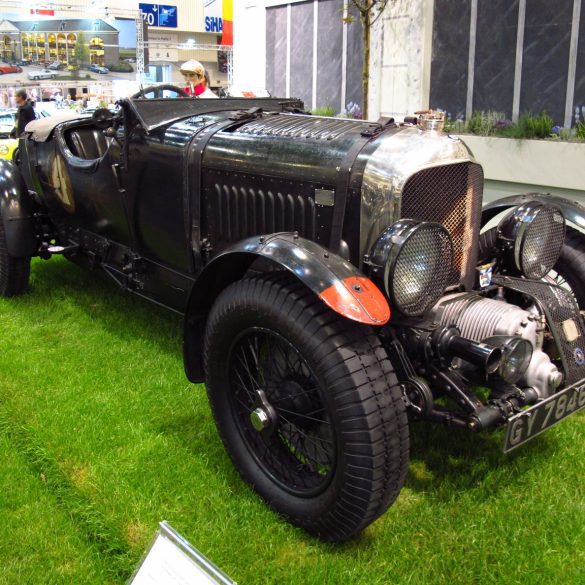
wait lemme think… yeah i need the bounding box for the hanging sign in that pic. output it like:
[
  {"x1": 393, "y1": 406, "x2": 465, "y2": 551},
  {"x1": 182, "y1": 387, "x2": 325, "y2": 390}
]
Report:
[
  {"x1": 139, "y1": 4, "x2": 178, "y2": 29},
  {"x1": 203, "y1": 0, "x2": 232, "y2": 45}
]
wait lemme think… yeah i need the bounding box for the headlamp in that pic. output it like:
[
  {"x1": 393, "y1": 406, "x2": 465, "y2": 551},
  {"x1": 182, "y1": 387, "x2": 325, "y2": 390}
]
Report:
[
  {"x1": 497, "y1": 202, "x2": 565, "y2": 279},
  {"x1": 369, "y1": 220, "x2": 453, "y2": 316}
]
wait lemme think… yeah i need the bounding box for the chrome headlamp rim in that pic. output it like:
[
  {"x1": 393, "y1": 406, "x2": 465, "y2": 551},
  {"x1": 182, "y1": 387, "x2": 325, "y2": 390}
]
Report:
[
  {"x1": 370, "y1": 219, "x2": 454, "y2": 317},
  {"x1": 498, "y1": 201, "x2": 566, "y2": 279}
]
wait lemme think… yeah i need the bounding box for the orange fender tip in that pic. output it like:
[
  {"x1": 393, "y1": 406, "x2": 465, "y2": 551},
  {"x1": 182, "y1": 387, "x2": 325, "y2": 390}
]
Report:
[{"x1": 318, "y1": 276, "x2": 391, "y2": 326}]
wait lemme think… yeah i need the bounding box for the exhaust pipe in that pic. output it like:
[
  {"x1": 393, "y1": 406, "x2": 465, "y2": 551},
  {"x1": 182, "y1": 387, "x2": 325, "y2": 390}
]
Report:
[{"x1": 432, "y1": 326, "x2": 502, "y2": 375}]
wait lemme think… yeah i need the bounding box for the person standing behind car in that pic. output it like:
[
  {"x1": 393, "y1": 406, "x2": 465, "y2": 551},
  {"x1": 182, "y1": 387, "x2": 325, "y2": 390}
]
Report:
[
  {"x1": 179, "y1": 60, "x2": 218, "y2": 98},
  {"x1": 10, "y1": 88, "x2": 36, "y2": 138}
]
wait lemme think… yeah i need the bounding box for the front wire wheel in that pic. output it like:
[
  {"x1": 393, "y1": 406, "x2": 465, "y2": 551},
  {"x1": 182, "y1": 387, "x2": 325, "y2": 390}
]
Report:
[
  {"x1": 204, "y1": 273, "x2": 410, "y2": 542},
  {"x1": 230, "y1": 327, "x2": 337, "y2": 497}
]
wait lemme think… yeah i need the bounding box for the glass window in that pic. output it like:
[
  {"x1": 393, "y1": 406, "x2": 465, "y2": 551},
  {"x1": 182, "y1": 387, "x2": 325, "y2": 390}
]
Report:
[
  {"x1": 89, "y1": 37, "x2": 105, "y2": 66},
  {"x1": 0, "y1": 111, "x2": 15, "y2": 127}
]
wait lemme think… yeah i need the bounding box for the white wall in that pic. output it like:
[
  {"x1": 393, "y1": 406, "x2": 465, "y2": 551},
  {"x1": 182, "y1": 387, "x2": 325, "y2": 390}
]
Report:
[
  {"x1": 234, "y1": 0, "x2": 433, "y2": 117},
  {"x1": 233, "y1": 1, "x2": 268, "y2": 90},
  {"x1": 369, "y1": 0, "x2": 433, "y2": 121}
]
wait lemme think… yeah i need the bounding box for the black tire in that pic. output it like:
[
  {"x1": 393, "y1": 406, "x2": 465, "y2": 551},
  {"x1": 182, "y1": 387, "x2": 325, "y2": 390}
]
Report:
[
  {"x1": 0, "y1": 218, "x2": 31, "y2": 297},
  {"x1": 553, "y1": 226, "x2": 585, "y2": 309},
  {"x1": 477, "y1": 226, "x2": 499, "y2": 265},
  {"x1": 204, "y1": 273, "x2": 409, "y2": 542}
]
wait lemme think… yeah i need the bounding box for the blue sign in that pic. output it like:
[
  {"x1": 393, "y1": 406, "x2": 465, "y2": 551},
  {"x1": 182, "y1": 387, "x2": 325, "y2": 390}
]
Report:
[
  {"x1": 205, "y1": 16, "x2": 223, "y2": 33},
  {"x1": 139, "y1": 4, "x2": 178, "y2": 28}
]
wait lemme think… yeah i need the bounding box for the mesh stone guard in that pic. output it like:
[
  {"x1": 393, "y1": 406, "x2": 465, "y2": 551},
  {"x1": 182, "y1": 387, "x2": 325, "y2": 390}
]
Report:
[
  {"x1": 492, "y1": 275, "x2": 585, "y2": 386},
  {"x1": 400, "y1": 162, "x2": 483, "y2": 290}
]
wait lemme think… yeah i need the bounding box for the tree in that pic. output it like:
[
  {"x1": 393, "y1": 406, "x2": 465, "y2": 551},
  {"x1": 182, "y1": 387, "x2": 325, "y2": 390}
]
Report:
[
  {"x1": 348, "y1": 0, "x2": 392, "y2": 120},
  {"x1": 74, "y1": 32, "x2": 90, "y2": 69}
]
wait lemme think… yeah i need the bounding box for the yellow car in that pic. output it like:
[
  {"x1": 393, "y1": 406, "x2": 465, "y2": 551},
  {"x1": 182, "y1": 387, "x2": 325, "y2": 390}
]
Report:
[
  {"x1": 0, "y1": 132, "x2": 17, "y2": 160},
  {"x1": 0, "y1": 109, "x2": 18, "y2": 160},
  {"x1": 0, "y1": 107, "x2": 51, "y2": 161}
]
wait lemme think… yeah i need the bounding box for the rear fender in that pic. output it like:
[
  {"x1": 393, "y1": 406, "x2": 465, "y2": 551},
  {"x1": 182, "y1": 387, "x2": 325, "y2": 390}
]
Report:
[
  {"x1": 183, "y1": 232, "x2": 390, "y2": 382},
  {"x1": 0, "y1": 159, "x2": 38, "y2": 257},
  {"x1": 482, "y1": 193, "x2": 585, "y2": 230}
]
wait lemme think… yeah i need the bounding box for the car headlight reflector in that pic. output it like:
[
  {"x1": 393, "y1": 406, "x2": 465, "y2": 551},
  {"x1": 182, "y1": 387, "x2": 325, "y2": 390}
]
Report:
[{"x1": 370, "y1": 220, "x2": 453, "y2": 316}]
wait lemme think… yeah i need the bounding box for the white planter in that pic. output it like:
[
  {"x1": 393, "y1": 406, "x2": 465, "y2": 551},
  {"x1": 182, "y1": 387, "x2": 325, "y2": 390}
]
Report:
[{"x1": 454, "y1": 135, "x2": 585, "y2": 203}]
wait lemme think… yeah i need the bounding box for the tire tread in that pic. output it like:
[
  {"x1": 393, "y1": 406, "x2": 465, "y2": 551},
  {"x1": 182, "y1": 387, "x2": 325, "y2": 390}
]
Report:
[
  {"x1": 0, "y1": 219, "x2": 30, "y2": 297},
  {"x1": 204, "y1": 272, "x2": 409, "y2": 542}
]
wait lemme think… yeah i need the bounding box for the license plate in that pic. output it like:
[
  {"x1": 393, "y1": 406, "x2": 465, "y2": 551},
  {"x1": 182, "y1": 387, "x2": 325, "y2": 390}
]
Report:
[{"x1": 503, "y1": 382, "x2": 585, "y2": 452}]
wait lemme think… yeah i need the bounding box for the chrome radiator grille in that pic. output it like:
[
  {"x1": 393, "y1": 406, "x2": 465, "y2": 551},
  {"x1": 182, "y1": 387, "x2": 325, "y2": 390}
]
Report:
[{"x1": 400, "y1": 162, "x2": 483, "y2": 289}]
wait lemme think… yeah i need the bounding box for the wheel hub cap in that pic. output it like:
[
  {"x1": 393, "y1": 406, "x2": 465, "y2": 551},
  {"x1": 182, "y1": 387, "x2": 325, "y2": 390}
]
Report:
[
  {"x1": 250, "y1": 407, "x2": 270, "y2": 431},
  {"x1": 250, "y1": 389, "x2": 278, "y2": 432}
]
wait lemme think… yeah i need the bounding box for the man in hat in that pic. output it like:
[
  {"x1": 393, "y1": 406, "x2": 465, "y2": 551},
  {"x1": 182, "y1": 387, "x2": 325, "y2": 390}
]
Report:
[
  {"x1": 10, "y1": 89, "x2": 36, "y2": 138},
  {"x1": 179, "y1": 60, "x2": 217, "y2": 98}
]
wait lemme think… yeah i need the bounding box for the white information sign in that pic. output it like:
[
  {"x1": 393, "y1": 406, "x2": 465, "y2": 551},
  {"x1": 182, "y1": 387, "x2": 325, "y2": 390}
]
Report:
[
  {"x1": 148, "y1": 33, "x2": 179, "y2": 63},
  {"x1": 130, "y1": 522, "x2": 236, "y2": 585}
]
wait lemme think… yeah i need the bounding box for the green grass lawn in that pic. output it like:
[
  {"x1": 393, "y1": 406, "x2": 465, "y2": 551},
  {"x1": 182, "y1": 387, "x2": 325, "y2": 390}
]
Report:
[{"x1": 0, "y1": 257, "x2": 583, "y2": 584}]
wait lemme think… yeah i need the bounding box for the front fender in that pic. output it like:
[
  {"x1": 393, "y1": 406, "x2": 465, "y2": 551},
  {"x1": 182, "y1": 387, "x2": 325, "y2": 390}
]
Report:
[
  {"x1": 183, "y1": 232, "x2": 390, "y2": 382},
  {"x1": 0, "y1": 159, "x2": 37, "y2": 257},
  {"x1": 482, "y1": 192, "x2": 585, "y2": 229}
]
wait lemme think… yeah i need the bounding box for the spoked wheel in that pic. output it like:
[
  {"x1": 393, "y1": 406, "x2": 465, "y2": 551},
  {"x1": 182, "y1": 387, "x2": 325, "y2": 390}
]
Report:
[
  {"x1": 229, "y1": 327, "x2": 336, "y2": 497},
  {"x1": 204, "y1": 273, "x2": 410, "y2": 542},
  {"x1": 0, "y1": 217, "x2": 30, "y2": 297}
]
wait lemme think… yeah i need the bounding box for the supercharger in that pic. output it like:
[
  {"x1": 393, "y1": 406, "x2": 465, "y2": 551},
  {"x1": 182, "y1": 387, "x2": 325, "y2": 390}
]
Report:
[{"x1": 431, "y1": 293, "x2": 563, "y2": 398}]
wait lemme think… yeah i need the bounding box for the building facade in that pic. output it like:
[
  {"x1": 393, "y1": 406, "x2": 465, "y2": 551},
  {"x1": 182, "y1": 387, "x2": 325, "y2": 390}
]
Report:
[
  {"x1": 0, "y1": 1, "x2": 232, "y2": 87},
  {"x1": 0, "y1": 19, "x2": 119, "y2": 66}
]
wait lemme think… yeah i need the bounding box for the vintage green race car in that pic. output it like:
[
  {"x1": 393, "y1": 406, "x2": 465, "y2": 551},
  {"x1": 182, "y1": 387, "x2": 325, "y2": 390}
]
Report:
[{"x1": 1, "y1": 90, "x2": 584, "y2": 541}]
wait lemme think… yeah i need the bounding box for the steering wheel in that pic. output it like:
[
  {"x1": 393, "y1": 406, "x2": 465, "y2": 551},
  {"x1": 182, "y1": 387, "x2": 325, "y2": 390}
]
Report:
[
  {"x1": 91, "y1": 107, "x2": 115, "y2": 129},
  {"x1": 130, "y1": 84, "x2": 191, "y2": 99}
]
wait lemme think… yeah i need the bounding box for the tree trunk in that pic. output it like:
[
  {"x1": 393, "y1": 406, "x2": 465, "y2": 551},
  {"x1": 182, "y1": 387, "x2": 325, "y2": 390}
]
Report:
[{"x1": 363, "y1": 9, "x2": 370, "y2": 120}]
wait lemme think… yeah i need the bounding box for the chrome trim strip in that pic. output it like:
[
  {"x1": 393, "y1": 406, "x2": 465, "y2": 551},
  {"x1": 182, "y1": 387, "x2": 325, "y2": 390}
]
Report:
[
  {"x1": 512, "y1": 0, "x2": 526, "y2": 123},
  {"x1": 564, "y1": 0, "x2": 582, "y2": 128},
  {"x1": 466, "y1": 0, "x2": 478, "y2": 121},
  {"x1": 286, "y1": 3, "x2": 291, "y2": 98},
  {"x1": 312, "y1": 0, "x2": 318, "y2": 110}
]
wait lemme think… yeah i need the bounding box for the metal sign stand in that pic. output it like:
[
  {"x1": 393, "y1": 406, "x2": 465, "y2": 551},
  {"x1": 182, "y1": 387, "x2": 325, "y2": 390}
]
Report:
[{"x1": 129, "y1": 521, "x2": 237, "y2": 585}]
